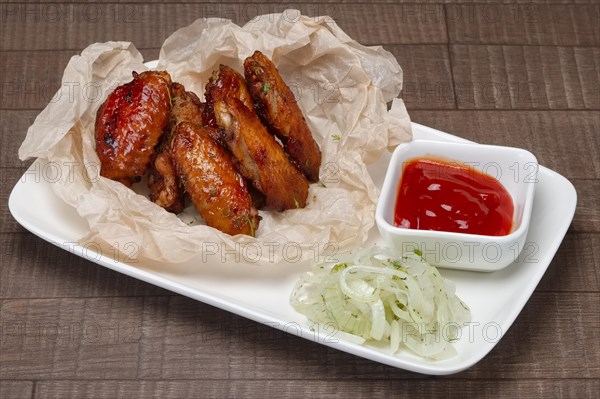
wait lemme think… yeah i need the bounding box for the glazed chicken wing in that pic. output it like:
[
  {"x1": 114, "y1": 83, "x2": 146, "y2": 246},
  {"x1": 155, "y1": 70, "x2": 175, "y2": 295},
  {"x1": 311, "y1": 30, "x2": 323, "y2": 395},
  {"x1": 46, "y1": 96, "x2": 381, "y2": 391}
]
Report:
[
  {"x1": 171, "y1": 122, "x2": 259, "y2": 236},
  {"x1": 148, "y1": 82, "x2": 203, "y2": 213},
  {"x1": 244, "y1": 51, "x2": 321, "y2": 182},
  {"x1": 213, "y1": 97, "x2": 308, "y2": 211},
  {"x1": 95, "y1": 71, "x2": 172, "y2": 186},
  {"x1": 202, "y1": 64, "x2": 255, "y2": 131},
  {"x1": 202, "y1": 64, "x2": 267, "y2": 208}
]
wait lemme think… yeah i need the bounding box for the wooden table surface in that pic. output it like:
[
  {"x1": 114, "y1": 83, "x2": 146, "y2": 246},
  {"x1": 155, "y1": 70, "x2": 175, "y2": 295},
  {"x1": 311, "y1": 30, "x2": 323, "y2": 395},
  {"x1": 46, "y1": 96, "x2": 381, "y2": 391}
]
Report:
[{"x1": 1, "y1": 1, "x2": 599, "y2": 398}]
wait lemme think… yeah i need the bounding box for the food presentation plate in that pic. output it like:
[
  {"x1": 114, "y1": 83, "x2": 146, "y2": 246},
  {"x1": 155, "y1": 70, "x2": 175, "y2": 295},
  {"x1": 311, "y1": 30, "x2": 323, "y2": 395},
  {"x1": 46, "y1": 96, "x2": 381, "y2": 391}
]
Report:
[{"x1": 9, "y1": 120, "x2": 576, "y2": 375}]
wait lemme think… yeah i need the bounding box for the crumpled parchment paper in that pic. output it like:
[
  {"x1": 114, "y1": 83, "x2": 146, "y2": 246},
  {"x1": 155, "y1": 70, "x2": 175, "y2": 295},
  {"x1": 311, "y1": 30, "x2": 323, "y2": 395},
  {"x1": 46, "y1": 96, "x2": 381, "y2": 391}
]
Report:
[{"x1": 18, "y1": 12, "x2": 412, "y2": 264}]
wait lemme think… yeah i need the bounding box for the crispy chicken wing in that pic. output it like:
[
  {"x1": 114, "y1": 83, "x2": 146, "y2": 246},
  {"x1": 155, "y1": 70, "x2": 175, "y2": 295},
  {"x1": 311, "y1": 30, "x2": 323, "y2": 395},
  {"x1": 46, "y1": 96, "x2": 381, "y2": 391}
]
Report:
[
  {"x1": 148, "y1": 82, "x2": 203, "y2": 213},
  {"x1": 213, "y1": 97, "x2": 308, "y2": 211},
  {"x1": 202, "y1": 64, "x2": 255, "y2": 131},
  {"x1": 95, "y1": 71, "x2": 172, "y2": 186},
  {"x1": 244, "y1": 51, "x2": 321, "y2": 182},
  {"x1": 202, "y1": 64, "x2": 267, "y2": 208},
  {"x1": 171, "y1": 122, "x2": 259, "y2": 236}
]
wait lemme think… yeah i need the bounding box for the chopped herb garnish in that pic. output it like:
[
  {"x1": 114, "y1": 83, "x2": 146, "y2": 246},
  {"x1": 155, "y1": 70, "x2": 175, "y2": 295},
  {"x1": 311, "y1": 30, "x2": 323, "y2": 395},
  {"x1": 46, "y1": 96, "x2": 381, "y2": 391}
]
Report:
[
  {"x1": 331, "y1": 134, "x2": 341, "y2": 141},
  {"x1": 414, "y1": 249, "x2": 423, "y2": 257},
  {"x1": 389, "y1": 259, "x2": 408, "y2": 273},
  {"x1": 243, "y1": 215, "x2": 255, "y2": 236},
  {"x1": 262, "y1": 82, "x2": 271, "y2": 93},
  {"x1": 332, "y1": 263, "x2": 349, "y2": 272}
]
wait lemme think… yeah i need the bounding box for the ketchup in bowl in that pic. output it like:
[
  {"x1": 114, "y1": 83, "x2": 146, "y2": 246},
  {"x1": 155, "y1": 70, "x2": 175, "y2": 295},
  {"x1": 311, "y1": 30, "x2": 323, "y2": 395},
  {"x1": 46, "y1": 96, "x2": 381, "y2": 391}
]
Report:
[{"x1": 394, "y1": 158, "x2": 514, "y2": 236}]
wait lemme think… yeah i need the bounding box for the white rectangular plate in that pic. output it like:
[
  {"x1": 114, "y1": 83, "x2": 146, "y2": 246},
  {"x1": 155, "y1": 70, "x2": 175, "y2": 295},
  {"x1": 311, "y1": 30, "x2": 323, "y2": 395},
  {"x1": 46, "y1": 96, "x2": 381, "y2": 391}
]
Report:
[{"x1": 8, "y1": 122, "x2": 577, "y2": 375}]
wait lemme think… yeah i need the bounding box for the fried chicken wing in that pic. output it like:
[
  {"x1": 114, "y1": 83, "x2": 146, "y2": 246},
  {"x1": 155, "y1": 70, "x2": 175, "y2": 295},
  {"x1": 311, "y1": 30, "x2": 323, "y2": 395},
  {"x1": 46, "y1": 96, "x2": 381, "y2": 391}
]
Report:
[
  {"x1": 213, "y1": 97, "x2": 308, "y2": 211},
  {"x1": 202, "y1": 65, "x2": 268, "y2": 208},
  {"x1": 244, "y1": 51, "x2": 321, "y2": 182},
  {"x1": 202, "y1": 64, "x2": 255, "y2": 131},
  {"x1": 171, "y1": 122, "x2": 259, "y2": 236},
  {"x1": 95, "y1": 71, "x2": 172, "y2": 186},
  {"x1": 148, "y1": 82, "x2": 203, "y2": 213}
]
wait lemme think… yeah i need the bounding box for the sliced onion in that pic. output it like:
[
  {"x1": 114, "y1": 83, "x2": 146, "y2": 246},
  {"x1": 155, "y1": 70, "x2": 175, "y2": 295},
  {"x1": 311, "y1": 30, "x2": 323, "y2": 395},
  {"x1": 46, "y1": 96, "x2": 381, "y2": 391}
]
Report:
[{"x1": 290, "y1": 247, "x2": 471, "y2": 359}]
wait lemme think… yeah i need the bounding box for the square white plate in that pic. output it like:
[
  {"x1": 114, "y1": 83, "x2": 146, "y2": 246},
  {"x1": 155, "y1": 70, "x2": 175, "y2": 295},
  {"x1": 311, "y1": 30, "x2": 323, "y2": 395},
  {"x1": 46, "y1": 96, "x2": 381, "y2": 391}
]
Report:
[{"x1": 8, "y1": 122, "x2": 577, "y2": 375}]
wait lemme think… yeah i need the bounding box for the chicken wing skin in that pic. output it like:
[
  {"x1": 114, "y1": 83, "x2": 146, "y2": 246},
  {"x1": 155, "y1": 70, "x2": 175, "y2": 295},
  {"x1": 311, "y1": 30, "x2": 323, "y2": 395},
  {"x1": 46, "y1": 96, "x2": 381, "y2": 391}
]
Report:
[
  {"x1": 213, "y1": 97, "x2": 308, "y2": 211},
  {"x1": 171, "y1": 122, "x2": 259, "y2": 236},
  {"x1": 148, "y1": 82, "x2": 203, "y2": 213},
  {"x1": 168, "y1": 82, "x2": 205, "y2": 128},
  {"x1": 95, "y1": 71, "x2": 172, "y2": 186},
  {"x1": 202, "y1": 64, "x2": 255, "y2": 131},
  {"x1": 244, "y1": 51, "x2": 321, "y2": 182}
]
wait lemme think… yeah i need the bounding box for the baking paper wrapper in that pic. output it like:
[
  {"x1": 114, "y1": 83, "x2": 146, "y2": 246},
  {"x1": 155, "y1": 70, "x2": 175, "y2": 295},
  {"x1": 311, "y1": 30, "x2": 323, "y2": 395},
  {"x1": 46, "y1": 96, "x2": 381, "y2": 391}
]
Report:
[{"x1": 18, "y1": 12, "x2": 412, "y2": 265}]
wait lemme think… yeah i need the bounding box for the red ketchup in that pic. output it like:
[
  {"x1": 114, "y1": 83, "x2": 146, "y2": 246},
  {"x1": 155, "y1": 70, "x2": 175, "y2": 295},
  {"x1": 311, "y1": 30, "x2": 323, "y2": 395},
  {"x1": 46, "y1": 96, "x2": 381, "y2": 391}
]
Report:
[{"x1": 394, "y1": 158, "x2": 514, "y2": 236}]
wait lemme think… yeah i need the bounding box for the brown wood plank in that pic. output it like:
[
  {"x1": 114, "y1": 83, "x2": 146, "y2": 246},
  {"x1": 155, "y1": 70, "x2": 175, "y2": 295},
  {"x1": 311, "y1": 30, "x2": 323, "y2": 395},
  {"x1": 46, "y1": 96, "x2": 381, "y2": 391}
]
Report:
[
  {"x1": 0, "y1": 51, "x2": 70, "y2": 110},
  {"x1": 409, "y1": 110, "x2": 600, "y2": 180},
  {"x1": 201, "y1": 379, "x2": 600, "y2": 399},
  {"x1": 450, "y1": 45, "x2": 600, "y2": 109},
  {"x1": 0, "y1": 296, "x2": 231, "y2": 379},
  {"x1": 1, "y1": 297, "x2": 147, "y2": 379},
  {"x1": 135, "y1": 296, "x2": 232, "y2": 379},
  {"x1": 0, "y1": 3, "x2": 446, "y2": 52},
  {"x1": 447, "y1": 4, "x2": 600, "y2": 46},
  {"x1": 2, "y1": 168, "x2": 32, "y2": 233},
  {"x1": 0, "y1": 49, "x2": 160, "y2": 110},
  {"x1": 34, "y1": 380, "x2": 228, "y2": 399},
  {"x1": 385, "y1": 45, "x2": 456, "y2": 110},
  {"x1": 3, "y1": 1, "x2": 598, "y2": 4},
  {"x1": 0, "y1": 232, "x2": 173, "y2": 298},
  {"x1": 28, "y1": 379, "x2": 600, "y2": 399},
  {"x1": 1, "y1": 110, "x2": 38, "y2": 168},
  {"x1": 571, "y1": 179, "x2": 600, "y2": 233},
  {"x1": 0, "y1": 381, "x2": 33, "y2": 399}
]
